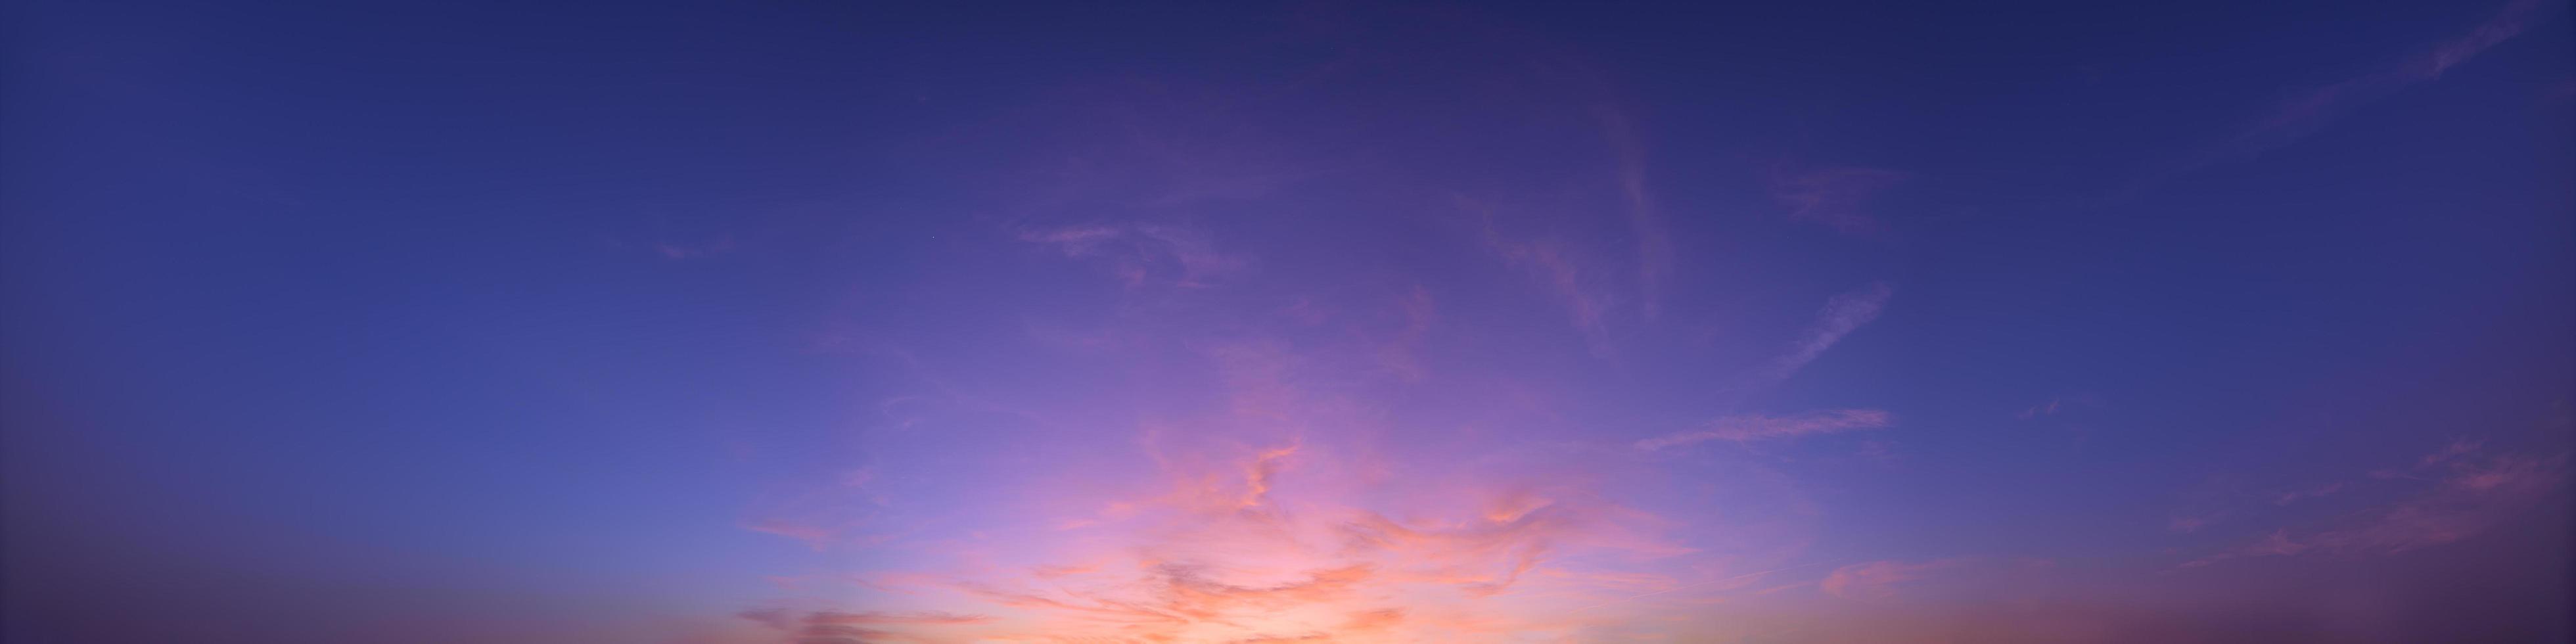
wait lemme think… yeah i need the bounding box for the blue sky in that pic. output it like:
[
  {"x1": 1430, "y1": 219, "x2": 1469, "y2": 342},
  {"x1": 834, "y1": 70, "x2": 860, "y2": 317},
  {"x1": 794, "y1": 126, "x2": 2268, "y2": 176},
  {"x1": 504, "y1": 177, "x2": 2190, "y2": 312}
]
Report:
[{"x1": 5, "y1": 1, "x2": 2571, "y2": 642}]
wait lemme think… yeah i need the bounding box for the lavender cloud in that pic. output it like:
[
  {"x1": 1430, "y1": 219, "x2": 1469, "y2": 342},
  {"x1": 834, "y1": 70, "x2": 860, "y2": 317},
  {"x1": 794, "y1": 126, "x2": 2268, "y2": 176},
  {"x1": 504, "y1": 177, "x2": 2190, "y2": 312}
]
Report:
[
  {"x1": 1760, "y1": 282, "x2": 1896, "y2": 384},
  {"x1": 1637, "y1": 409, "x2": 1896, "y2": 451}
]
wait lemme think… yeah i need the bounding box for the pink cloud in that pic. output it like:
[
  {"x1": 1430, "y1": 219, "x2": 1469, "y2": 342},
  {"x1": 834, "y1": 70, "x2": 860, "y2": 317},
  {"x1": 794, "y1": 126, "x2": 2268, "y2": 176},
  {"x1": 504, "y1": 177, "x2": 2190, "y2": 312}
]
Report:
[
  {"x1": 742, "y1": 520, "x2": 835, "y2": 551},
  {"x1": 845, "y1": 436, "x2": 1726, "y2": 641},
  {"x1": 2183, "y1": 440, "x2": 2567, "y2": 567},
  {"x1": 750, "y1": 208, "x2": 1856, "y2": 641}
]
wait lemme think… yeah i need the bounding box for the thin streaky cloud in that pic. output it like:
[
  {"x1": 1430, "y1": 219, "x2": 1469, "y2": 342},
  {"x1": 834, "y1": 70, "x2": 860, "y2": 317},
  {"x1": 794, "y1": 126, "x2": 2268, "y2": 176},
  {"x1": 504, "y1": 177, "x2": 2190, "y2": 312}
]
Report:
[
  {"x1": 1468, "y1": 200, "x2": 1620, "y2": 356},
  {"x1": 1769, "y1": 166, "x2": 1908, "y2": 234},
  {"x1": 2267, "y1": 482, "x2": 2345, "y2": 505},
  {"x1": 2167, "y1": 511, "x2": 2224, "y2": 534},
  {"x1": 1637, "y1": 409, "x2": 1894, "y2": 451},
  {"x1": 1818, "y1": 558, "x2": 1964, "y2": 599},
  {"x1": 1015, "y1": 222, "x2": 1251, "y2": 288},
  {"x1": 1568, "y1": 564, "x2": 1818, "y2": 612},
  {"x1": 804, "y1": 610, "x2": 995, "y2": 626},
  {"x1": 1761, "y1": 282, "x2": 1895, "y2": 384},
  {"x1": 1596, "y1": 105, "x2": 1675, "y2": 321},
  {"x1": 2180, "y1": 440, "x2": 2568, "y2": 568},
  {"x1": 2142, "y1": 0, "x2": 2548, "y2": 189},
  {"x1": 737, "y1": 609, "x2": 994, "y2": 643},
  {"x1": 1015, "y1": 225, "x2": 1124, "y2": 256},
  {"x1": 742, "y1": 520, "x2": 835, "y2": 551}
]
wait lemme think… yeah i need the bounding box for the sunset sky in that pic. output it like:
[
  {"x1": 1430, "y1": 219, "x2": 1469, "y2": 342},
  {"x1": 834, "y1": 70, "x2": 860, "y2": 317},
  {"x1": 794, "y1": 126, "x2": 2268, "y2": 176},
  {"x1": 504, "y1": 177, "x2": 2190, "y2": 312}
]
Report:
[{"x1": 5, "y1": 1, "x2": 2573, "y2": 642}]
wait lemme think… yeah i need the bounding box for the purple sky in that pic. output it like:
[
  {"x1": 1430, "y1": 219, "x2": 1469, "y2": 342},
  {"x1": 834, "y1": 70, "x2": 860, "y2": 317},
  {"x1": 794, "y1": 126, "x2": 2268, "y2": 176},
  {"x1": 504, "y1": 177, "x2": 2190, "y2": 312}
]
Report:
[{"x1": 5, "y1": 1, "x2": 2572, "y2": 642}]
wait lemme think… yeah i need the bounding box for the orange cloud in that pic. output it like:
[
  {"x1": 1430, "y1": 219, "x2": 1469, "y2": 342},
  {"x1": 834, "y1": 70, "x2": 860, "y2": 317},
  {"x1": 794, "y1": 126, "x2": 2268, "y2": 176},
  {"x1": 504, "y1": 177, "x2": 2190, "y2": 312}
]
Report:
[{"x1": 844, "y1": 438, "x2": 1732, "y2": 641}]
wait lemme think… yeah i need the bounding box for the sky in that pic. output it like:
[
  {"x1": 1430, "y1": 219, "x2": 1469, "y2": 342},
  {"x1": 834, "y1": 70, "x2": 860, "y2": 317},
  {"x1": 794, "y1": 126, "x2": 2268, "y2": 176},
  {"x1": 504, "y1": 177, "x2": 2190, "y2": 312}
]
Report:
[{"x1": 3, "y1": 1, "x2": 2572, "y2": 643}]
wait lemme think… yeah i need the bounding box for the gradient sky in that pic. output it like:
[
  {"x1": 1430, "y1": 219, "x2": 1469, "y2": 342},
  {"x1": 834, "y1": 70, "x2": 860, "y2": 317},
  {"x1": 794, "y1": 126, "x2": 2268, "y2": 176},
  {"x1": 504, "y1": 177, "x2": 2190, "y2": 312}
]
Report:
[{"x1": 5, "y1": 1, "x2": 2574, "y2": 643}]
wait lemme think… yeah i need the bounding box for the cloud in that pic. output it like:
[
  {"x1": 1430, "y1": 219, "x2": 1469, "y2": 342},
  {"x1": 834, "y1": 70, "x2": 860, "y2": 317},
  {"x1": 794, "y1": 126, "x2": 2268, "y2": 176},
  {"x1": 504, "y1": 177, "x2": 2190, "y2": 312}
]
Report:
[
  {"x1": 737, "y1": 609, "x2": 992, "y2": 644},
  {"x1": 756, "y1": 202, "x2": 1845, "y2": 641},
  {"x1": 2014, "y1": 394, "x2": 2102, "y2": 421},
  {"x1": 2418, "y1": 438, "x2": 2481, "y2": 467},
  {"x1": 2182, "y1": 440, "x2": 2567, "y2": 567},
  {"x1": 1596, "y1": 105, "x2": 1675, "y2": 320},
  {"x1": 2150, "y1": 0, "x2": 2547, "y2": 186},
  {"x1": 653, "y1": 235, "x2": 738, "y2": 260},
  {"x1": 2167, "y1": 512, "x2": 2224, "y2": 534},
  {"x1": 743, "y1": 520, "x2": 837, "y2": 551},
  {"x1": 1015, "y1": 225, "x2": 1123, "y2": 256},
  {"x1": 814, "y1": 610, "x2": 994, "y2": 626},
  {"x1": 1142, "y1": 170, "x2": 1331, "y2": 208},
  {"x1": 1820, "y1": 559, "x2": 1963, "y2": 599},
  {"x1": 1375, "y1": 286, "x2": 1438, "y2": 382},
  {"x1": 863, "y1": 436, "x2": 1719, "y2": 641},
  {"x1": 1341, "y1": 608, "x2": 1407, "y2": 632},
  {"x1": 1769, "y1": 166, "x2": 1908, "y2": 234},
  {"x1": 1016, "y1": 223, "x2": 1249, "y2": 288},
  {"x1": 1636, "y1": 409, "x2": 1895, "y2": 451},
  {"x1": 2295, "y1": 454, "x2": 2562, "y2": 553},
  {"x1": 2266, "y1": 482, "x2": 2345, "y2": 505},
  {"x1": 1761, "y1": 282, "x2": 1895, "y2": 384},
  {"x1": 1470, "y1": 205, "x2": 1621, "y2": 356},
  {"x1": 804, "y1": 611, "x2": 994, "y2": 626},
  {"x1": 737, "y1": 609, "x2": 796, "y2": 630}
]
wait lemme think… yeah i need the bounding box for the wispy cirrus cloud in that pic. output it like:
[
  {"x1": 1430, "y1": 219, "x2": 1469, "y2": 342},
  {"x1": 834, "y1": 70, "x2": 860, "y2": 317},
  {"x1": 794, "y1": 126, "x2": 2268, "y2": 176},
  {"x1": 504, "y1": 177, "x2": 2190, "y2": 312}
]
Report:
[
  {"x1": 1469, "y1": 202, "x2": 1621, "y2": 356},
  {"x1": 1457, "y1": 101, "x2": 1680, "y2": 356},
  {"x1": 1819, "y1": 558, "x2": 1965, "y2": 599},
  {"x1": 738, "y1": 610, "x2": 994, "y2": 628},
  {"x1": 742, "y1": 37, "x2": 1894, "y2": 639},
  {"x1": 1769, "y1": 166, "x2": 1908, "y2": 234},
  {"x1": 1375, "y1": 285, "x2": 1438, "y2": 382},
  {"x1": 2266, "y1": 482, "x2": 2345, "y2": 506},
  {"x1": 653, "y1": 235, "x2": 737, "y2": 260},
  {"x1": 2015, "y1": 394, "x2": 2102, "y2": 421},
  {"x1": 2181, "y1": 438, "x2": 2568, "y2": 568},
  {"x1": 1596, "y1": 106, "x2": 1675, "y2": 321},
  {"x1": 741, "y1": 520, "x2": 837, "y2": 551},
  {"x1": 1760, "y1": 282, "x2": 1895, "y2": 384},
  {"x1": 2167, "y1": 512, "x2": 2224, "y2": 534},
  {"x1": 1017, "y1": 223, "x2": 1251, "y2": 288},
  {"x1": 2146, "y1": 0, "x2": 2549, "y2": 187},
  {"x1": 1636, "y1": 409, "x2": 1895, "y2": 451}
]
